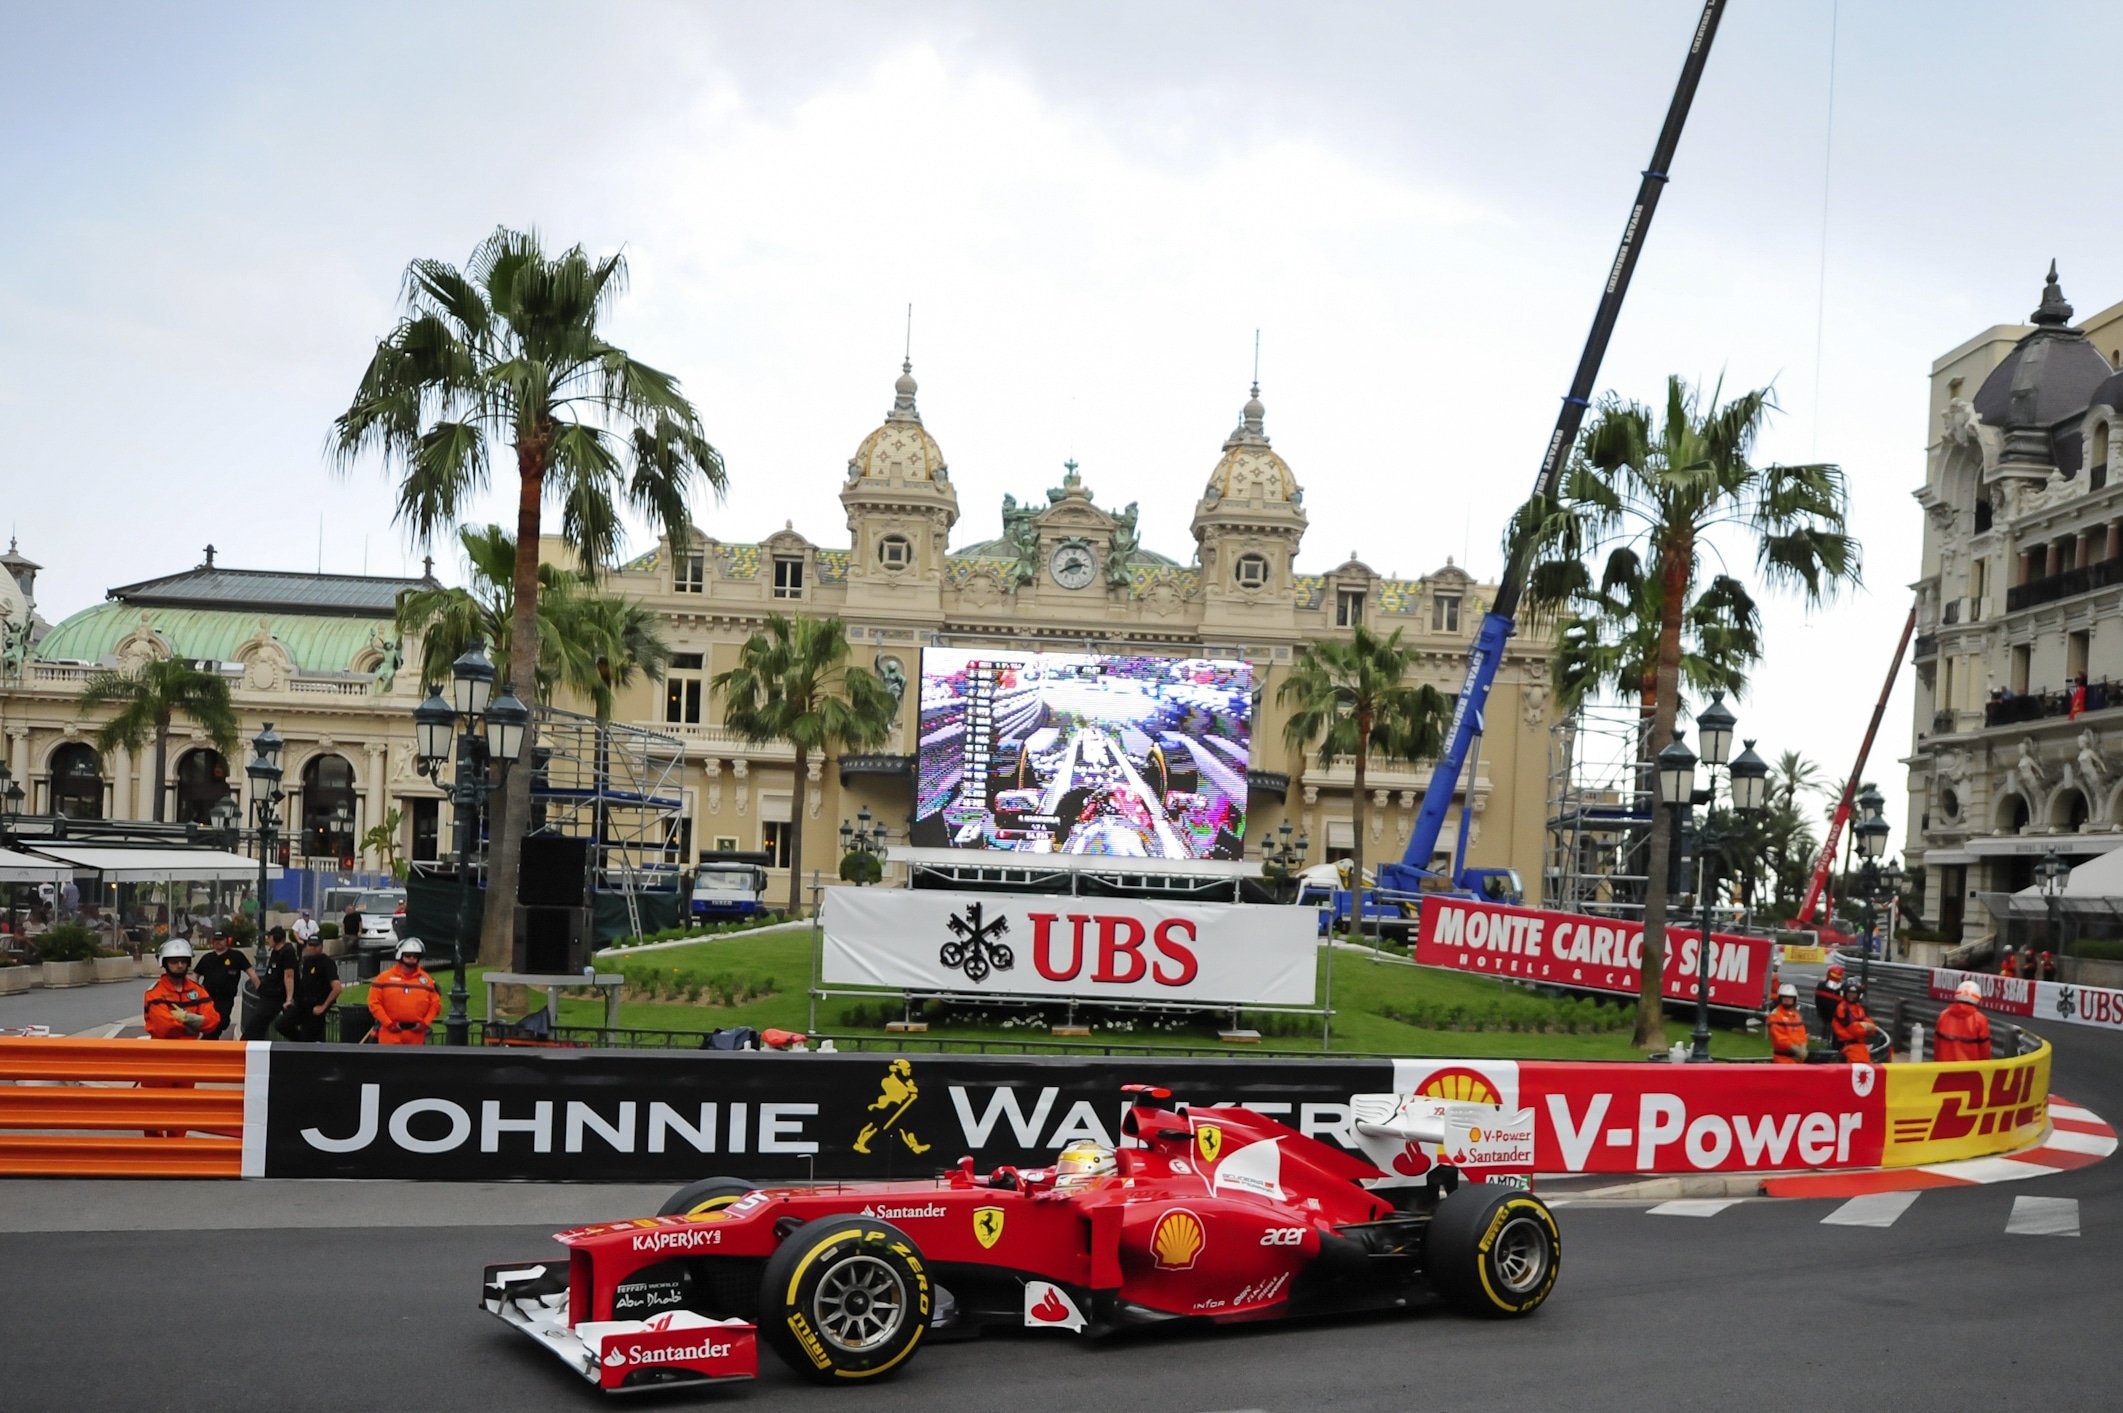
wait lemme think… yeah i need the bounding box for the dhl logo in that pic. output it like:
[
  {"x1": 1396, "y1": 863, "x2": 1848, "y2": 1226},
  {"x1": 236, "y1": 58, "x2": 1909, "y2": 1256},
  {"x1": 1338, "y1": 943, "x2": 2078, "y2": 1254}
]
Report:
[{"x1": 1894, "y1": 1065, "x2": 2044, "y2": 1145}]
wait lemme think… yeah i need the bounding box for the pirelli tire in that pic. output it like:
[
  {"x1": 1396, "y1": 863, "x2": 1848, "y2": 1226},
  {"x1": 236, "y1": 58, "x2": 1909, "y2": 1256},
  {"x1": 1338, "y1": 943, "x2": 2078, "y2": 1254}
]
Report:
[
  {"x1": 1423, "y1": 1183, "x2": 1560, "y2": 1318},
  {"x1": 657, "y1": 1176, "x2": 757, "y2": 1219},
  {"x1": 759, "y1": 1216, "x2": 930, "y2": 1383}
]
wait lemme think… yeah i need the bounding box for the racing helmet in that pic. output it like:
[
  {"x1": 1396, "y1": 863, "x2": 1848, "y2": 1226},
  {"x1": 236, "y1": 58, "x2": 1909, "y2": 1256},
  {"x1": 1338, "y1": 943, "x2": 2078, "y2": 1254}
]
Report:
[
  {"x1": 157, "y1": 938, "x2": 194, "y2": 963},
  {"x1": 1053, "y1": 1140, "x2": 1116, "y2": 1188},
  {"x1": 1843, "y1": 979, "x2": 1865, "y2": 1001},
  {"x1": 1826, "y1": 964, "x2": 1845, "y2": 981},
  {"x1": 1955, "y1": 979, "x2": 1983, "y2": 1004},
  {"x1": 1777, "y1": 982, "x2": 1798, "y2": 1001},
  {"x1": 396, "y1": 938, "x2": 425, "y2": 959}
]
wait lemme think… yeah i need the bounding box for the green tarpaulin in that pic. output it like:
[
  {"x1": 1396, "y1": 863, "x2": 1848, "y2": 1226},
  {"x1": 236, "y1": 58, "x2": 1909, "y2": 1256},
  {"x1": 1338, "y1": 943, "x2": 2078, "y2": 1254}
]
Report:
[{"x1": 405, "y1": 874, "x2": 681, "y2": 952}]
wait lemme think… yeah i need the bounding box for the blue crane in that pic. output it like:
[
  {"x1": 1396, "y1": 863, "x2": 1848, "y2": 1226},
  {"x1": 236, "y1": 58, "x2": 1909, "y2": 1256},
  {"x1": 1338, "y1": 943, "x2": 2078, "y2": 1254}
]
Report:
[{"x1": 1370, "y1": 0, "x2": 1732, "y2": 919}]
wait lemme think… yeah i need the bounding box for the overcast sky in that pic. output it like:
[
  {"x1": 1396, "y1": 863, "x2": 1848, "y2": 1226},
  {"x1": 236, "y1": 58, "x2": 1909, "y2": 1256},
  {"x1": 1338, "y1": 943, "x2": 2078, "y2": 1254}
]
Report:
[{"x1": 7, "y1": 0, "x2": 2122, "y2": 856}]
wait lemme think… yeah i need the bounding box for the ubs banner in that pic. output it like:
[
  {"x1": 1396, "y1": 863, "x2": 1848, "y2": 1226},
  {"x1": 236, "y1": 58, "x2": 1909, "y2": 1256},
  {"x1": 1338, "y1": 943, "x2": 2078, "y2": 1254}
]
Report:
[
  {"x1": 255, "y1": 1047, "x2": 1389, "y2": 1181},
  {"x1": 820, "y1": 886, "x2": 1317, "y2": 1006}
]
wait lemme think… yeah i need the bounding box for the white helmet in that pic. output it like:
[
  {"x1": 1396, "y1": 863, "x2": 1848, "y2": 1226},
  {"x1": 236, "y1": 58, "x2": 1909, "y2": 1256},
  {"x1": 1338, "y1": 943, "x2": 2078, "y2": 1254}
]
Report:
[
  {"x1": 1955, "y1": 979, "x2": 1983, "y2": 1004},
  {"x1": 396, "y1": 938, "x2": 425, "y2": 958},
  {"x1": 1778, "y1": 982, "x2": 1799, "y2": 1000},
  {"x1": 1053, "y1": 1140, "x2": 1116, "y2": 1188},
  {"x1": 157, "y1": 938, "x2": 194, "y2": 962}
]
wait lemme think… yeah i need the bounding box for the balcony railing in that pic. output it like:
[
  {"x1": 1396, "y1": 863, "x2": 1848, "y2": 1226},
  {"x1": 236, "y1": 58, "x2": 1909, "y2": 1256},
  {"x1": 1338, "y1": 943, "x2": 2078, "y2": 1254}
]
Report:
[
  {"x1": 2006, "y1": 554, "x2": 2123, "y2": 611},
  {"x1": 1983, "y1": 680, "x2": 2121, "y2": 728}
]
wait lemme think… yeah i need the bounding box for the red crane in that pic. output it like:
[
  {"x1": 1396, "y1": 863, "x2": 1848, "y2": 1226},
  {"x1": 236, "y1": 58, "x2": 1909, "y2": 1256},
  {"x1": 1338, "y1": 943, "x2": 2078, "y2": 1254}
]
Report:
[{"x1": 1795, "y1": 606, "x2": 1918, "y2": 926}]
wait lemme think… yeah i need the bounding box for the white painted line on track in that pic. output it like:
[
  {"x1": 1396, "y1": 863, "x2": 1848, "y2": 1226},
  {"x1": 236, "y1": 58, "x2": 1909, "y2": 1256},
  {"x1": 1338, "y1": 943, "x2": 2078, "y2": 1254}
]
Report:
[
  {"x1": 2006, "y1": 1196, "x2": 2080, "y2": 1237},
  {"x1": 1821, "y1": 1191, "x2": 1921, "y2": 1228},
  {"x1": 2040, "y1": 1127, "x2": 2117, "y2": 1156},
  {"x1": 1919, "y1": 1156, "x2": 2061, "y2": 1182},
  {"x1": 2050, "y1": 1103, "x2": 2098, "y2": 1123},
  {"x1": 1647, "y1": 1199, "x2": 1740, "y2": 1217}
]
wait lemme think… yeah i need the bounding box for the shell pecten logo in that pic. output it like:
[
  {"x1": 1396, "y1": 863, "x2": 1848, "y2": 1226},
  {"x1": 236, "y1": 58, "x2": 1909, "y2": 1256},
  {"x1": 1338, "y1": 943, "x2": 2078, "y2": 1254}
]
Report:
[
  {"x1": 1418, "y1": 1068, "x2": 1502, "y2": 1105},
  {"x1": 1151, "y1": 1208, "x2": 1205, "y2": 1270}
]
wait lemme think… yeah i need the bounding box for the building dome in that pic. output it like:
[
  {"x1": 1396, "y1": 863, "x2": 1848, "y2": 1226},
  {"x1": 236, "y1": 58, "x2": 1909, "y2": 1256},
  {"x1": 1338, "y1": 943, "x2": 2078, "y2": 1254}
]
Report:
[
  {"x1": 1202, "y1": 383, "x2": 1299, "y2": 503},
  {"x1": 1972, "y1": 263, "x2": 2112, "y2": 430},
  {"x1": 848, "y1": 360, "x2": 948, "y2": 482}
]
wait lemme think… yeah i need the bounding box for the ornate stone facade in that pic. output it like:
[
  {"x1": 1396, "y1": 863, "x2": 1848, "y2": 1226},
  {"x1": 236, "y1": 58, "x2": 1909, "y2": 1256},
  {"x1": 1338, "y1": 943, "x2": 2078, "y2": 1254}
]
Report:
[
  {"x1": 601, "y1": 363, "x2": 1559, "y2": 897},
  {"x1": 1907, "y1": 266, "x2": 2123, "y2": 944}
]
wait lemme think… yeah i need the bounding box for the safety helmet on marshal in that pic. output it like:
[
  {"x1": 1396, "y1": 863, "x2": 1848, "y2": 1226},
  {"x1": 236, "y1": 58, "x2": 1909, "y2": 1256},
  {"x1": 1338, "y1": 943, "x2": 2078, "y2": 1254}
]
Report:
[
  {"x1": 396, "y1": 938, "x2": 425, "y2": 958},
  {"x1": 1955, "y1": 979, "x2": 1983, "y2": 1004},
  {"x1": 157, "y1": 938, "x2": 195, "y2": 962},
  {"x1": 1777, "y1": 982, "x2": 1799, "y2": 1000}
]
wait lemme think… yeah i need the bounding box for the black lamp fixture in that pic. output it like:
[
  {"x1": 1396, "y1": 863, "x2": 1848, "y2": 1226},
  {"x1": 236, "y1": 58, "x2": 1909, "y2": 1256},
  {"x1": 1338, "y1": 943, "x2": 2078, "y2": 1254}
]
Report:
[
  {"x1": 1695, "y1": 691, "x2": 1736, "y2": 768},
  {"x1": 1656, "y1": 732, "x2": 1697, "y2": 807},
  {"x1": 1728, "y1": 739, "x2": 1769, "y2": 814},
  {"x1": 483, "y1": 686, "x2": 529, "y2": 764}
]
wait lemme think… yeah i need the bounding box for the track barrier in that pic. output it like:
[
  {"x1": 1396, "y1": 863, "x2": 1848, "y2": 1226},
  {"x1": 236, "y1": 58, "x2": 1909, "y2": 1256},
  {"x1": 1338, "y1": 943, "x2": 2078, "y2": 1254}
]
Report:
[
  {"x1": 0, "y1": 1038, "x2": 246, "y2": 1177},
  {"x1": 0, "y1": 1037, "x2": 2071, "y2": 1183}
]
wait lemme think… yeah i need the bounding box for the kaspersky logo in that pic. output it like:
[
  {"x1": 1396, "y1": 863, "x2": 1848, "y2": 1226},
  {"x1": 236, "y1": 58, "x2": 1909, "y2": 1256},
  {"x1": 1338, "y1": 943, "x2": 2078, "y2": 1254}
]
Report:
[{"x1": 630, "y1": 1227, "x2": 722, "y2": 1253}]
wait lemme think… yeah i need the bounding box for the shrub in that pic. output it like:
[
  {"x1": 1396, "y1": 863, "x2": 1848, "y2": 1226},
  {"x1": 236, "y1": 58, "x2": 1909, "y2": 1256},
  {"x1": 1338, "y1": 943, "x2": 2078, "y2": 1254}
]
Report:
[
  {"x1": 319, "y1": 922, "x2": 341, "y2": 940},
  {"x1": 34, "y1": 923, "x2": 101, "y2": 963}
]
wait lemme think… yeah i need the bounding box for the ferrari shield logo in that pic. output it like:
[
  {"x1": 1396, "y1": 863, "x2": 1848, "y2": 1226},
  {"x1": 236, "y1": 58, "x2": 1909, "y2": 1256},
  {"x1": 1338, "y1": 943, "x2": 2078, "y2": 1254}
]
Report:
[
  {"x1": 1195, "y1": 1124, "x2": 1223, "y2": 1165},
  {"x1": 973, "y1": 1206, "x2": 1006, "y2": 1249}
]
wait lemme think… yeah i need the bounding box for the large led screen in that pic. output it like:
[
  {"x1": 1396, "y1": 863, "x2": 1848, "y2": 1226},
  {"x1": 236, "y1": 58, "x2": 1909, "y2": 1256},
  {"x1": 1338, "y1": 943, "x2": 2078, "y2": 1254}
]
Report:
[{"x1": 914, "y1": 648, "x2": 1252, "y2": 859}]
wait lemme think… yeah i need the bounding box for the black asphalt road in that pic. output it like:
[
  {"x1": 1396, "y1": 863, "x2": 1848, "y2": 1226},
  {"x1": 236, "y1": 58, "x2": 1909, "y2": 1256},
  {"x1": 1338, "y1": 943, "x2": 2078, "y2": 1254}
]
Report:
[{"x1": 6, "y1": 1025, "x2": 2120, "y2": 1413}]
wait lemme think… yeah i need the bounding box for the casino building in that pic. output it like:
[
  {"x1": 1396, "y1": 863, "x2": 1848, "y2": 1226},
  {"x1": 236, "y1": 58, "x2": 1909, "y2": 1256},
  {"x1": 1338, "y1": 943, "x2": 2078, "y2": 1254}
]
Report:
[
  {"x1": 0, "y1": 363, "x2": 1560, "y2": 899},
  {"x1": 593, "y1": 363, "x2": 1560, "y2": 897}
]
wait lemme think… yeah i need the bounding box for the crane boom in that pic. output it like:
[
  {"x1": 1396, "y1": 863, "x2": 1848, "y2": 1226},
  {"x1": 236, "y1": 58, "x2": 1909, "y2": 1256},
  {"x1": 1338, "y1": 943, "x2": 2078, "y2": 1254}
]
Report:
[
  {"x1": 1387, "y1": 0, "x2": 1729, "y2": 895},
  {"x1": 1795, "y1": 605, "x2": 1918, "y2": 926}
]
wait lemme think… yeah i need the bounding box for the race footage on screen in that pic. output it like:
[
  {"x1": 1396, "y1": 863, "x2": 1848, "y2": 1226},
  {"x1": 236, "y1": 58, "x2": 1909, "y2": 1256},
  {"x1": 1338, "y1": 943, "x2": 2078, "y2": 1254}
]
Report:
[{"x1": 914, "y1": 649, "x2": 1252, "y2": 859}]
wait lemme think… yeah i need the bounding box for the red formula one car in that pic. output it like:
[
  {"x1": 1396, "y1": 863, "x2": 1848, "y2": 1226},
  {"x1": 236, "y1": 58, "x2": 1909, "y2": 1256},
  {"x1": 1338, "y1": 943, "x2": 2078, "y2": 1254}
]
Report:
[{"x1": 483, "y1": 1085, "x2": 1561, "y2": 1394}]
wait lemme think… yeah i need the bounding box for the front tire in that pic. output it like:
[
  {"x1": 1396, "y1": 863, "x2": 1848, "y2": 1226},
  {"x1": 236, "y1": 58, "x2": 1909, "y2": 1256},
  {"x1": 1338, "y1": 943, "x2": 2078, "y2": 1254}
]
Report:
[
  {"x1": 657, "y1": 1176, "x2": 756, "y2": 1219},
  {"x1": 1424, "y1": 1183, "x2": 1560, "y2": 1318},
  {"x1": 759, "y1": 1217, "x2": 929, "y2": 1383}
]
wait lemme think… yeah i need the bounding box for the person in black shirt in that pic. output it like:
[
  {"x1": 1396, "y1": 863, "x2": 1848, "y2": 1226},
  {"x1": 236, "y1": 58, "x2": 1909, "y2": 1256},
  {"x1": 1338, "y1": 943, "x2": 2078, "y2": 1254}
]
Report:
[
  {"x1": 243, "y1": 926, "x2": 300, "y2": 1041},
  {"x1": 189, "y1": 929, "x2": 255, "y2": 1041},
  {"x1": 276, "y1": 935, "x2": 344, "y2": 1043}
]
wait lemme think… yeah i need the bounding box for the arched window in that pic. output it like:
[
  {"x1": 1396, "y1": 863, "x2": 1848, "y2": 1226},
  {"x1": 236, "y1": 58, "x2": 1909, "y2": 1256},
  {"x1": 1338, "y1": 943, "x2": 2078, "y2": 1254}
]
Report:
[
  {"x1": 301, "y1": 754, "x2": 358, "y2": 861},
  {"x1": 172, "y1": 748, "x2": 232, "y2": 825},
  {"x1": 48, "y1": 743, "x2": 102, "y2": 820}
]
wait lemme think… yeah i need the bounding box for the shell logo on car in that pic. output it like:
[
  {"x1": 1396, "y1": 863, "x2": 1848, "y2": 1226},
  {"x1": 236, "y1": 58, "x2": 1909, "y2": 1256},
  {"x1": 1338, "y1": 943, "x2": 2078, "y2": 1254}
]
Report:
[
  {"x1": 1151, "y1": 1208, "x2": 1205, "y2": 1270},
  {"x1": 1418, "y1": 1068, "x2": 1503, "y2": 1106}
]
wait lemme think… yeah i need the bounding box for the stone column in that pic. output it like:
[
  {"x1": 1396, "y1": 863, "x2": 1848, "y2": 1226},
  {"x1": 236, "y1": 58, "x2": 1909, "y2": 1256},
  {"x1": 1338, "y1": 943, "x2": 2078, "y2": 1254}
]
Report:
[
  {"x1": 135, "y1": 745, "x2": 155, "y2": 821},
  {"x1": 365, "y1": 743, "x2": 389, "y2": 871},
  {"x1": 111, "y1": 743, "x2": 131, "y2": 822}
]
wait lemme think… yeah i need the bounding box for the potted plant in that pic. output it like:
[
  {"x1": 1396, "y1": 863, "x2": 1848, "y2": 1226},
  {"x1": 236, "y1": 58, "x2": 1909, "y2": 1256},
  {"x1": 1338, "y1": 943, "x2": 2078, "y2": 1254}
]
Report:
[
  {"x1": 0, "y1": 957, "x2": 31, "y2": 995},
  {"x1": 93, "y1": 947, "x2": 136, "y2": 983},
  {"x1": 35, "y1": 923, "x2": 101, "y2": 988}
]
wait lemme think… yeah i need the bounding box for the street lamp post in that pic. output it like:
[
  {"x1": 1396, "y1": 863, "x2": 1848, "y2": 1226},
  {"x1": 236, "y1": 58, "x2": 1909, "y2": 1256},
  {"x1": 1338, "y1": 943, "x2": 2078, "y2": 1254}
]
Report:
[
  {"x1": 2037, "y1": 848, "x2": 2069, "y2": 983},
  {"x1": 244, "y1": 724, "x2": 285, "y2": 950},
  {"x1": 0, "y1": 765, "x2": 22, "y2": 939},
  {"x1": 1852, "y1": 783, "x2": 1890, "y2": 992},
  {"x1": 414, "y1": 645, "x2": 527, "y2": 1047},
  {"x1": 837, "y1": 804, "x2": 887, "y2": 884},
  {"x1": 1261, "y1": 819, "x2": 1312, "y2": 905}
]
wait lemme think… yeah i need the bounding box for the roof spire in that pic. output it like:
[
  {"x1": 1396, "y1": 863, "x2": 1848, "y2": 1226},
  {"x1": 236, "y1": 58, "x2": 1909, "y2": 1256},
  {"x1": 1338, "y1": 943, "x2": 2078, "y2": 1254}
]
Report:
[
  {"x1": 890, "y1": 305, "x2": 921, "y2": 423},
  {"x1": 2032, "y1": 259, "x2": 2074, "y2": 326},
  {"x1": 203, "y1": 543, "x2": 216, "y2": 568}
]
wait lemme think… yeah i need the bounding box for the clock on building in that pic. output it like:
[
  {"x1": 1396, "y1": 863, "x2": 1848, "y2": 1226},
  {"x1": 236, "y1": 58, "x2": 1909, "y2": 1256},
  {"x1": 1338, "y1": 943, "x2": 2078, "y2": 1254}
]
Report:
[{"x1": 1049, "y1": 539, "x2": 1098, "y2": 589}]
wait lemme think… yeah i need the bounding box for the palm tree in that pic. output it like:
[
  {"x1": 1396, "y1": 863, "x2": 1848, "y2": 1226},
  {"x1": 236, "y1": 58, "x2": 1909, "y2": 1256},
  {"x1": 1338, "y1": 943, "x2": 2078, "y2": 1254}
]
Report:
[
  {"x1": 1277, "y1": 626, "x2": 1450, "y2": 935},
  {"x1": 712, "y1": 614, "x2": 898, "y2": 916},
  {"x1": 1515, "y1": 375, "x2": 1859, "y2": 1047},
  {"x1": 334, "y1": 228, "x2": 724, "y2": 965},
  {"x1": 396, "y1": 524, "x2": 670, "y2": 713},
  {"x1": 80, "y1": 658, "x2": 240, "y2": 822}
]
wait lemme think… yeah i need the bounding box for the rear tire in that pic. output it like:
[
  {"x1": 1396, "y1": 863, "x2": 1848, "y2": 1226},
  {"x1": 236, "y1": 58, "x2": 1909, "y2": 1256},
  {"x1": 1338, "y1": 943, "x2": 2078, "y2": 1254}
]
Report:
[
  {"x1": 1424, "y1": 1183, "x2": 1559, "y2": 1318},
  {"x1": 657, "y1": 1176, "x2": 757, "y2": 1219},
  {"x1": 759, "y1": 1216, "x2": 929, "y2": 1383}
]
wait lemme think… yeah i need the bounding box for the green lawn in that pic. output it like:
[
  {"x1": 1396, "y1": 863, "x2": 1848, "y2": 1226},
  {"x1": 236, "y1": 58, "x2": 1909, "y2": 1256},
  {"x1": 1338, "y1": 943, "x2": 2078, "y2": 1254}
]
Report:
[{"x1": 365, "y1": 925, "x2": 1765, "y2": 1060}]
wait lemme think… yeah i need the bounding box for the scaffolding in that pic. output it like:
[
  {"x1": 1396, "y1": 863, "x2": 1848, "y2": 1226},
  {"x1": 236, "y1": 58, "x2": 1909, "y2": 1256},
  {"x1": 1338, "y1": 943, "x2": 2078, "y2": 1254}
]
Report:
[
  {"x1": 529, "y1": 707, "x2": 688, "y2": 929},
  {"x1": 1545, "y1": 702, "x2": 1655, "y2": 921}
]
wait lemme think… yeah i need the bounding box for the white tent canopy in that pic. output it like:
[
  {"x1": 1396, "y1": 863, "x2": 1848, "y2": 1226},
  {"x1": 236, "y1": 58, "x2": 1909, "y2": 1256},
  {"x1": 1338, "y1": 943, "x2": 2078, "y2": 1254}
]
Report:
[
  {"x1": 0, "y1": 848, "x2": 72, "y2": 883},
  {"x1": 28, "y1": 845, "x2": 279, "y2": 883}
]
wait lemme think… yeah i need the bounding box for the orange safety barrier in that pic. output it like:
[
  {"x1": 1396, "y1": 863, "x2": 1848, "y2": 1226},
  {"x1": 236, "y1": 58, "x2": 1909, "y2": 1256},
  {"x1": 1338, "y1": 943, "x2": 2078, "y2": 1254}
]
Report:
[{"x1": 0, "y1": 1037, "x2": 246, "y2": 1178}]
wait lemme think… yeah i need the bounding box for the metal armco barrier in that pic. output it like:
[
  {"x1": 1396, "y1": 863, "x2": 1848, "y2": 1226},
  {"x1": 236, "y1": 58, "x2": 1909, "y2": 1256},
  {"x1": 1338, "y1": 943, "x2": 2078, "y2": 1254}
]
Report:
[
  {"x1": 0, "y1": 1038, "x2": 248, "y2": 1177},
  {"x1": 0, "y1": 1039, "x2": 2068, "y2": 1183}
]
